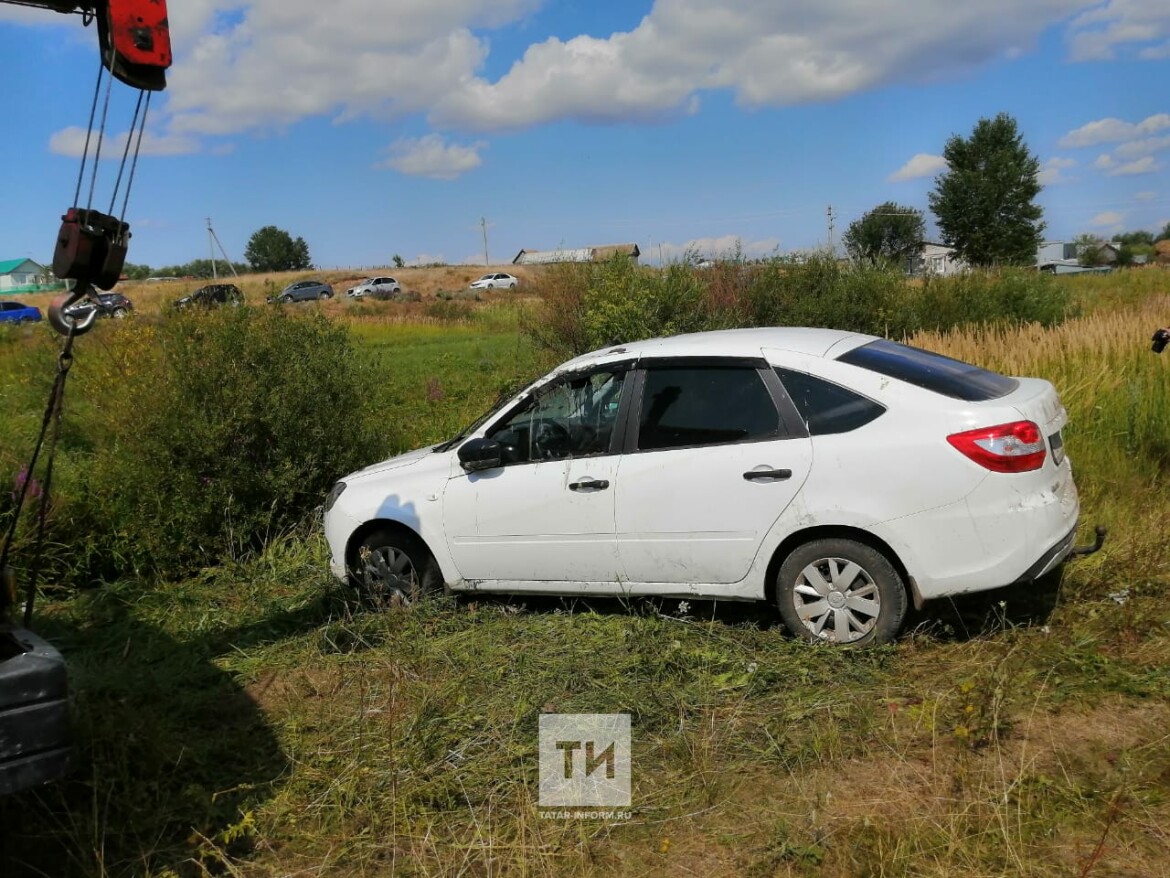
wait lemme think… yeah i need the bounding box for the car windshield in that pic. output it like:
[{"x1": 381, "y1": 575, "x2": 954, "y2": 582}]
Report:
[{"x1": 433, "y1": 372, "x2": 549, "y2": 452}]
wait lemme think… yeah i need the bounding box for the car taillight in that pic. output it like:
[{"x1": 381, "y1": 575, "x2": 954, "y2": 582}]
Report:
[{"x1": 947, "y1": 420, "x2": 1046, "y2": 473}]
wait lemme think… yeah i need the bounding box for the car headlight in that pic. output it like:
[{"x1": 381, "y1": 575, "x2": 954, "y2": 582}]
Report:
[{"x1": 324, "y1": 481, "x2": 347, "y2": 513}]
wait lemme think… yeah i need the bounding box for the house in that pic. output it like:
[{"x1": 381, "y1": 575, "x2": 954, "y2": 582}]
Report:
[
  {"x1": 909, "y1": 242, "x2": 967, "y2": 277},
  {"x1": 1036, "y1": 240, "x2": 1115, "y2": 274},
  {"x1": 513, "y1": 243, "x2": 641, "y2": 266},
  {"x1": 0, "y1": 258, "x2": 54, "y2": 294}
]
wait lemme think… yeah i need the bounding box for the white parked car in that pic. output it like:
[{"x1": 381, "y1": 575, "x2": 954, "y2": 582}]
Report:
[
  {"x1": 469, "y1": 272, "x2": 518, "y2": 290},
  {"x1": 347, "y1": 276, "x2": 401, "y2": 298},
  {"x1": 323, "y1": 327, "x2": 1083, "y2": 645}
]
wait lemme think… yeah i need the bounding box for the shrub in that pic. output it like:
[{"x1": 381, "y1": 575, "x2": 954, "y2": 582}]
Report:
[
  {"x1": 523, "y1": 255, "x2": 1078, "y2": 356},
  {"x1": 72, "y1": 307, "x2": 384, "y2": 577}
]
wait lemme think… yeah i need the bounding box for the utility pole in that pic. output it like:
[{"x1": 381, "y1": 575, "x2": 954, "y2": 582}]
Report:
[
  {"x1": 826, "y1": 205, "x2": 836, "y2": 255},
  {"x1": 480, "y1": 216, "x2": 490, "y2": 267},
  {"x1": 207, "y1": 217, "x2": 217, "y2": 278},
  {"x1": 206, "y1": 217, "x2": 239, "y2": 277}
]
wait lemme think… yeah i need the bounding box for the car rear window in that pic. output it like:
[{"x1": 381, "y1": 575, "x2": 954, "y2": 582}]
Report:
[{"x1": 837, "y1": 339, "x2": 1018, "y2": 401}]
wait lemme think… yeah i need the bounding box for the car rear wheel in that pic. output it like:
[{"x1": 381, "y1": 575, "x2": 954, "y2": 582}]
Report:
[
  {"x1": 318, "y1": 291, "x2": 328, "y2": 300},
  {"x1": 775, "y1": 538, "x2": 906, "y2": 645},
  {"x1": 349, "y1": 527, "x2": 443, "y2": 609}
]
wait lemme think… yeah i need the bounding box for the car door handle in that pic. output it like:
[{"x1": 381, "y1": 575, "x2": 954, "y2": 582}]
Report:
[
  {"x1": 569, "y1": 478, "x2": 610, "y2": 491},
  {"x1": 743, "y1": 468, "x2": 792, "y2": 482}
]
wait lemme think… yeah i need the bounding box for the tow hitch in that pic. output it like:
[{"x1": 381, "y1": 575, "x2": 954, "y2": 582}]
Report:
[{"x1": 1070, "y1": 524, "x2": 1107, "y2": 558}]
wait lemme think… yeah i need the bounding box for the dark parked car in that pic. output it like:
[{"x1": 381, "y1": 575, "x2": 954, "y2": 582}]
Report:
[
  {"x1": 174, "y1": 283, "x2": 243, "y2": 309},
  {"x1": 62, "y1": 292, "x2": 133, "y2": 321},
  {"x1": 0, "y1": 301, "x2": 42, "y2": 324},
  {"x1": 269, "y1": 280, "x2": 334, "y2": 303}
]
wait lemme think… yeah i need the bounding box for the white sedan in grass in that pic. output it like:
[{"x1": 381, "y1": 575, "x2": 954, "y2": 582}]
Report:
[
  {"x1": 323, "y1": 327, "x2": 1082, "y2": 645},
  {"x1": 469, "y1": 272, "x2": 518, "y2": 290}
]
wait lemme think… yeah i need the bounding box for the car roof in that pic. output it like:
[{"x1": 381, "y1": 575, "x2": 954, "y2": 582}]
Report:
[{"x1": 557, "y1": 327, "x2": 879, "y2": 371}]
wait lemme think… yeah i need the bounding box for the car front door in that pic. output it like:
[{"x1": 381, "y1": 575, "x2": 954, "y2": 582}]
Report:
[
  {"x1": 614, "y1": 360, "x2": 813, "y2": 584},
  {"x1": 442, "y1": 364, "x2": 631, "y2": 584}
]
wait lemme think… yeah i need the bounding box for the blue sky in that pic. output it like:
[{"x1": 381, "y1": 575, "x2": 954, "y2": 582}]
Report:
[{"x1": 2, "y1": 0, "x2": 1168, "y2": 269}]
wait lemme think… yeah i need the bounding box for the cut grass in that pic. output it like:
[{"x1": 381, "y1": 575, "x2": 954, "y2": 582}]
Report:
[{"x1": 2, "y1": 272, "x2": 1170, "y2": 876}]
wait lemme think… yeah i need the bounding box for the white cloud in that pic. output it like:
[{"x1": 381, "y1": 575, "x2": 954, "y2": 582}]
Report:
[
  {"x1": 1067, "y1": 0, "x2": 1170, "y2": 61},
  {"x1": 1107, "y1": 156, "x2": 1159, "y2": 175},
  {"x1": 1114, "y1": 134, "x2": 1170, "y2": 159},
  {"x1": 1059, "y1": 113, "x2": 1170, "y2": 147},
  {"x1": 1038, "y1": 156, "x2": 1077, "y2": 184},
  {"x1": 12, "y1": 0, "x2": 1164, "y2": 145},
  {"x1": 1135, "y1": 190, "x2": 1157, "y2": 200},
  {"x1": 889, "y1": 153, "x2": 947, "y2": 182},
  {"x1": 1090, "y1": 210, "x2": 1125, "y2": 226},
  {"x1": 48, "y1": 126, "x2": 199, "y2": 158},
  {"x1": 434, "y1": 0, "x2": 1103, "y2": 131},
  {"x1": 1093, "y1": 154, "x2": 1116, "y2": 169},
  {"x1": 377, "y1": 135, "x2": 485, "y2": 180}
]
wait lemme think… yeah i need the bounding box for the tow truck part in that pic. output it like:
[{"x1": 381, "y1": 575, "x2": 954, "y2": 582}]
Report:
[{"x1": 0, "y1": 625, "x2": 72, "y2": 796}]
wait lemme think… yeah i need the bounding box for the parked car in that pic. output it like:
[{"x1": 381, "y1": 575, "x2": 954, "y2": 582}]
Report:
[
  {"x1": 347, "y1": 277, "x2": 401, "y2": 298},
  {"x1": 0, "y1": 301, "x2": 42, "y2": 324},
  {"x1": 469, "y1": 272, "x2": 518, "y2": 290},
  {"x1": 62, "y1": 292, "x2": 134, "y2": 321},
  {"x1": 323, "y1": 327, "x2": 1084, "y2": 645},
  {"x1": 269, "y1": 280, "x2": 334, "y2": 303},
  {"x1": 174, "y1": 283, "x2": 243, "y2": 309}
]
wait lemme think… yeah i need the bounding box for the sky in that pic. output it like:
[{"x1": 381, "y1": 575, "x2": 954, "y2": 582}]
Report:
[{"x1": 1, "y1": 0, "x2": 1168, "y2": 270}]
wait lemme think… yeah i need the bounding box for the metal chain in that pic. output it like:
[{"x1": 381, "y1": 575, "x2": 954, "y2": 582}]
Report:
[{"x1": 0, "y1": 326, "x2": 78, "y2": 628}]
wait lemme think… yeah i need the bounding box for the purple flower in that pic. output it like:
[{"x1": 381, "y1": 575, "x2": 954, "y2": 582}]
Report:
[{"x1": 12, "y1": 465, "x2": 42, "y2": 503}]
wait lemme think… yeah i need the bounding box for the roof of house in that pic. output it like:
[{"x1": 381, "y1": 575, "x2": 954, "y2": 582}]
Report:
[
  {"x1": 0, "y1": 258, "x2": 44, "y2": 275},
  {"x1": 513, "y1": 243, "x2": 642, "y2": 265}
]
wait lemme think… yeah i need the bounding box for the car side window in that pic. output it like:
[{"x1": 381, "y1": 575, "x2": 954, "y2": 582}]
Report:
[
  {"x1": 637, "y1": 366, "x2": 779, "y2": 451},
  {"x1": 488, "y1": 368, "x2": 627, "y2": 464},
  {"x1": 773, "y1": 367, "x2": 885, "y2": 435}
]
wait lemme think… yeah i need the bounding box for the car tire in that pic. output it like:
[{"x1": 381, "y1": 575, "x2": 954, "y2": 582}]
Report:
[
  {"x1": 775, "y1": 538, "x2": 907, "y2": 646},
  {"x1": 111, "y1": 308, "x2": 128, "y2": 319},
  {"x1": 349, "y1": 527, "x2": 444, "y2": 608},
  {"x1": 507, "y1": 282, "x2": 517, "y2": 289},
  {"x1": 280, "y1": 295, "x2": 292, "y2": 303}
]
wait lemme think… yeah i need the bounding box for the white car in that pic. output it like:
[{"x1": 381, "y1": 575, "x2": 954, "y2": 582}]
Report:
[
  {"x1": 323, "y1": 327, "x2": 1081, "y2": 645},
  {"x1": 347, "y1": 276, "x2": 401, "y2": 298},
  {"x1": 469, "y1": 272, "x2": 518, "y2": 290}
]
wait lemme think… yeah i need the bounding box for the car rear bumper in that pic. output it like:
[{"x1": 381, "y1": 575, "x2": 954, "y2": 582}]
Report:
[{"x1": 873, "y1": 462, "x2": 1080, "y2": 601}]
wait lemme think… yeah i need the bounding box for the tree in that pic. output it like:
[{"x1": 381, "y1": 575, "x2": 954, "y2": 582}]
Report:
[
  {"x1": 928, "y1": 113, "x2": 1045, "y2": 266},
  {"x1": 1075, "y1": 234, "x2": 1109, "y2": 267},
  {"x1": 842, "y1": 202, "x2": 925, "y2": 267},
  {"x1": 1113, "y1": 230, "x2": 1155, "y2": 247},
  {"x1": 393, "y1": 253, "x2": 405, "y2": 269},
  {"x1": 1157, "y1": 222, "x2": 1170, "y2": 243},
  {"x1": 244, "y1": 226, "x2": 312, "y2": 273}
]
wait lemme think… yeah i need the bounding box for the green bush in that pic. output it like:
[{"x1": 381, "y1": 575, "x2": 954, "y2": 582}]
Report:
[
  {"x1": 70, "y1": 308, "x2": 384, "y2": 577},
  {"x1": 523, "y1": 255, "x2": 1077, "y2": 356}
]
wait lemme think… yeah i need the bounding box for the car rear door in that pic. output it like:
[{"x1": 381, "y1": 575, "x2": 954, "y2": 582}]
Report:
[{"x1": 614, "y1": 359, "x2": 812, "y2": 584}]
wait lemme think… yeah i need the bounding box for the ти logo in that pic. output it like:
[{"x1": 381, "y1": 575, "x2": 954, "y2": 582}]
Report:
[{"x1": 538, "y1": 713, "x2": 631, "y2": 807}]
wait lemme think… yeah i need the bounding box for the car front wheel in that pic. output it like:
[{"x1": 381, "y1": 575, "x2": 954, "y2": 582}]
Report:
[
  {"x1": 112, "y1": 308, "x2": 128, "y2": 319},
  {"x1": 349, "y1": 527, "x2": 443, "y2": 608},
  {"x1": 775, "y1": 538, "x2": 906, "y2": 646}
]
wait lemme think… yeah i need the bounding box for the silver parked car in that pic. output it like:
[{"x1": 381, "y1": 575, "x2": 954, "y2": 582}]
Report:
[
  {"x1": 271, "y1": 279, "x2": 334, "y2": 303},
  {"x1": 347, "y1": 277, "x2": 401, "y2": 298}
]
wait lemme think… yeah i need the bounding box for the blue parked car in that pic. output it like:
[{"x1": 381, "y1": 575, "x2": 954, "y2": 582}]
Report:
[{"x1": 0, "y1": 301, "x2": 42, "y2": 324}]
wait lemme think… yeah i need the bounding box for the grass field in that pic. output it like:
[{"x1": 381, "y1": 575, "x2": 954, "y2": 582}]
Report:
[{"x1": 2, "y1": 269, "x2": 1169, "y2": 877}]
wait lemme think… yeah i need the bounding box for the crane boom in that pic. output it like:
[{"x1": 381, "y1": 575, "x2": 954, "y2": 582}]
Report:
[{"x1": 2, "y1": 0, "x2": 171, "y2": 90}]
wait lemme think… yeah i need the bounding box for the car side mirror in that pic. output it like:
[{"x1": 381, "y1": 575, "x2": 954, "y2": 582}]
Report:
[{"x1": 458, "y1": 437, "x2": 502, "y2": 472}]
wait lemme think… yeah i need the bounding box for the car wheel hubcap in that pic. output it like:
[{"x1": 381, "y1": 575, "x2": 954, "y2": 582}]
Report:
[
  {"x1": 358, "y1": 545, "x2": 419, "y2": 607},
  {"x1": 793, "y1": 556, "x2": 881, "y2": 643}
]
